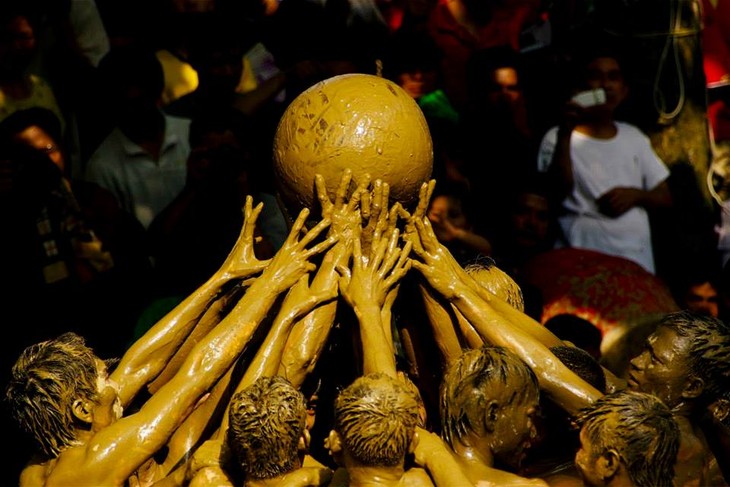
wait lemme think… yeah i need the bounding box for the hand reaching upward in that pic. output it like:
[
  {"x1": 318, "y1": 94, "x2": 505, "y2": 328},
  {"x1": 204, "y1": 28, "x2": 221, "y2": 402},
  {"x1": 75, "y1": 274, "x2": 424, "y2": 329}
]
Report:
[
  {"x1": 398, "y1": 179, "x2": 436, "y2": 254},
  {"x1": 315, "y1": 169, "x2": 369, "y2": 248},
  {"x1": 337, "y1": 227, "x2": 412, "y2": 315},
  {"x1": 361, "y1": 179, "x2": 400, "y2": 257},
  {"x1": 261, "y1": 207, "x2": 335, "y2": 294},
  {"x1": 218, "y1": 195, "x2": 270, "y2": 280}
]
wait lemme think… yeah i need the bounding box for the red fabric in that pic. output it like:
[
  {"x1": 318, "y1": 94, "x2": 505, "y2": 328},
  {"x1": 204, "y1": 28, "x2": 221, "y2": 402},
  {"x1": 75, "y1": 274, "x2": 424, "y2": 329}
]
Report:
[
  {"x1": 702, "y1": 0, "x2": 730, "y2": 86},
  {"x1": 522, "y1": 248, "x2": 679, "y2": 337},
  {"x1": 427, "y1": 0, "x2": 533, "y2": 107}
]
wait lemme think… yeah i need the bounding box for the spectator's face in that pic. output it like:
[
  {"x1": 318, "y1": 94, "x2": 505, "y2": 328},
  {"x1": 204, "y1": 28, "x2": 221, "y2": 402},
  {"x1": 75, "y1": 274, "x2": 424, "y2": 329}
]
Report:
[
  {"x1": 0, "y1": 15, "x2": 36, "y2": 75},
  {"x1": 428, "y1": 195, "x2": 468, "y2": 227},
  {"x1": 487, "y1": 67, "x2": 522, "y2": 105},
  {"x1": 509, "y1": 192, "x2": 550, "y2": 249},
  {"x1": 428, "y1": 195, "x2": 469, "y2": 242},
  {"x1": 627, "y1": 326, "x2": 691, "y2": 408},
  {"x1": 16, "y1": 125, "x2": 65, "y2": 174},
  {"x1": 584, "y1": 56, "x2": 628, "y2": 111},
  {"x1": 683, "y1": 281, "x2": 719, "y2": 318},
  {"x1": 398, "y1": 69, "x2": 438, "y2": 99}
]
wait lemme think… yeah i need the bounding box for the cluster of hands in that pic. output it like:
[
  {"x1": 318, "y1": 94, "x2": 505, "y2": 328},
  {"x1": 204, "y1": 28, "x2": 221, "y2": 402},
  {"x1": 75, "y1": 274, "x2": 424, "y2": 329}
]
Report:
[
  {"x1": 180, "y1": 169, "x2": 469, "y2": 486},
  {"x1": 218, "y1": 168, "x2": 464, "y2": 318}
]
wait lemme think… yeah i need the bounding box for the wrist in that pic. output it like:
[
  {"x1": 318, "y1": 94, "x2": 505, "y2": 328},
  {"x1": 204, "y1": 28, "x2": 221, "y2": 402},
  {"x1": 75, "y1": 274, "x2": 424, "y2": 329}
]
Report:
[{"x1": 354, "y1": 303, "x2": 382, "y2": 317}]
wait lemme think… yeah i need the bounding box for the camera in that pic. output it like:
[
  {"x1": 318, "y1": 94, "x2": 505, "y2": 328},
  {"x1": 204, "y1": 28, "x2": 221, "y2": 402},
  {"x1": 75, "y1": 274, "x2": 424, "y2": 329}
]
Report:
[{"x1": 571, "y1": 88, "x2": 606, "y2": 108}]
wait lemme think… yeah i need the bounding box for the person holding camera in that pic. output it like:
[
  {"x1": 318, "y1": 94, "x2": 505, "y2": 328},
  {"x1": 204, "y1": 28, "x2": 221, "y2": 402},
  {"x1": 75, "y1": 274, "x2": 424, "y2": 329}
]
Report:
[{"x1": 536, "y1": 44, "x2": 672, "y2": 274}]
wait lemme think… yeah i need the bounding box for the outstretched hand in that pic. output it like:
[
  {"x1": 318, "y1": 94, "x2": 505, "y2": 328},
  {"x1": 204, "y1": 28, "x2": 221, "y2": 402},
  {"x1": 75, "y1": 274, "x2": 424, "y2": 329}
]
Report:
[
  {"x1": 315, "y1": 169, "x2": 369, "y2": 246},
  {"x1": 262, "y1": 207, "x2": 335, "y2": 294},
  {"x1": 219, "y1": 195, "x2": 270, "y2": 279},
  {"x1": 409, "y1": 217, "x2": 467, "y2": 300},
  {"x1": 337, "y1": 227, "x2": 412, "y2": 312},
  {"x1": 361, "y1": 179, "x2": 399, "y2": 256},
  {"x1": 398, "y1": 179, "x2": 436, "y2": 254}
]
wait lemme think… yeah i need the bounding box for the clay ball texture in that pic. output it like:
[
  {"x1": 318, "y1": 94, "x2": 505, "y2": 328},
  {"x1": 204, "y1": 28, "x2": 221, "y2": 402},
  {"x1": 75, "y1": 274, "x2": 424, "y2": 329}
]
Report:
[{"x1": 273, "y1": 73, "x2": 433, "y2": 213}]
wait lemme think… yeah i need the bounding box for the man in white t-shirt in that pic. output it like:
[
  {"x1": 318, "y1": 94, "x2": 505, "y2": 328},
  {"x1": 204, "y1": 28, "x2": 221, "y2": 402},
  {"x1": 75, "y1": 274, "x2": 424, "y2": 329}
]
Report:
[{"x1": 537, "y1": 47, "x2": 672, "y2": 274}]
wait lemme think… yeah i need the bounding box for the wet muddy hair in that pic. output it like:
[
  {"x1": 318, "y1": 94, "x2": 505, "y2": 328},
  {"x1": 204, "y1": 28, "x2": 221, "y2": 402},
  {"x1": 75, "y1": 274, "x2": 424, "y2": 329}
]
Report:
[
  {"x1": 228, "y1": 375, "x2": 307, "y2": 480},
  {"x1": 576, "y1": 390, "x2": 679, "y2": 487},
  {"x1": 440, "y1": 345, "x2": 538, "y2": 447},
  {"x1": 5, "y1": 332, "x2": 100, "y2": 459},
  {"x1": 659, "y1": 310, "x2": 730, "y2": 404},
  {"x1": 334, "y1": 373, "x2": 419, "y2": 467}
]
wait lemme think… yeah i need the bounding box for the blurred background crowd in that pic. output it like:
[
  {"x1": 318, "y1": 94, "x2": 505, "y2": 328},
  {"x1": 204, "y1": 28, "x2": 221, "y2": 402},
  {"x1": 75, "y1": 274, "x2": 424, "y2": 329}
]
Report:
[{"x1": 1, "y1": 0, "x2": 730, "y2": 483}]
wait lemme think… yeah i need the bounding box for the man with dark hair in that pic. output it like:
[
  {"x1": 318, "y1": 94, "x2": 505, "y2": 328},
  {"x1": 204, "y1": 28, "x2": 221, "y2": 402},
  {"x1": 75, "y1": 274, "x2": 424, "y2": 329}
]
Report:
[
  {"x1": 85, "y1": 44, "x2": 192, "y2": 229},
  {"x1": 536, "y1": 45, "x2": 672, "y2": 274},
  {"x1": 328, "y1": 372, "x2": 422, "y2": 473},
  {"x1": 439, "y1": 345, "x2": 546, "y2": 486},
  {"x1": 5, "y1": 201, "x2": 333, "y2": 486},
  {"x1": 575, "y1": 390, "x2": 680, "y2": 487},
  {"x1": 519, "y1": 345, "x2": 607, "y2": 483},
  {"x1": 226, "y1": 375, "x2": 324, "y2": 486},
  {"x1": 409, "y1": 213, "x2": 729, "y2": 486}
]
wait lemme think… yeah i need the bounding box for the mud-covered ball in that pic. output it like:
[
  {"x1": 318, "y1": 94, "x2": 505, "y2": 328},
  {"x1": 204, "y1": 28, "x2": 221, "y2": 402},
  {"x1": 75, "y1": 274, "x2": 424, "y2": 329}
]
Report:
[{"x1": 273, "y1": 73, "x2": 433, "y2": 214}]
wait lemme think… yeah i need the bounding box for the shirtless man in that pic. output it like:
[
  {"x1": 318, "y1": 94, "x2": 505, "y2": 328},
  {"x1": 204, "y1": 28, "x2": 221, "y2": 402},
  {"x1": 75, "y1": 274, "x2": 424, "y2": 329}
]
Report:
[
  {"x1": 408, "y1": 214, "x2": 730, "y2": 486},
  {"x1": 574, "y1": 390, "x2": 680, "y2": 487},
  {"x1": 440, "y1": 346, "x2": 546, "y2": 486},
  {"x1": 327, "y1": 181, "x2": 471, "y2": 487},
  {"x1": 5, "y1": 198, "x2": 334, "y2": 486}
]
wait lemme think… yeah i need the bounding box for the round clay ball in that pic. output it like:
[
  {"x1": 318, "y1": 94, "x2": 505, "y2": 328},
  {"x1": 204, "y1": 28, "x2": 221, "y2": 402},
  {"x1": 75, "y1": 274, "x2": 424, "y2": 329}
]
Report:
[{"x1": 273, "y1": 73, "x2": 433, "y2": 215}]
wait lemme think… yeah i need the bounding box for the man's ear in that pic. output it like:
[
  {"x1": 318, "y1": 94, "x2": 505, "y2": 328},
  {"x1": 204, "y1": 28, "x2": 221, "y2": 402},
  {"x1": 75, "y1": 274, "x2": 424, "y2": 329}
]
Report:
[
  {"x1": 326, "y1": 430, "x2": 342, "y2": 454},
  {"x1": 483, "y1": 400, "x2": 500, "y2": 433},
  {"x1": 408, "y1": 429, "x2": 420, "y2": 455},
  {"x1": 299, "y1": 428, "x2": 311, "y2": 453},
  {"x1": 597, "y1": 449, "x2": 621, "y2": 482},
  {"x1": 683, "y1": 375, "x2": 705, "y2": 400},
  {"x1": 72, "y1": 398, "x2": 93, "y2": 424}
]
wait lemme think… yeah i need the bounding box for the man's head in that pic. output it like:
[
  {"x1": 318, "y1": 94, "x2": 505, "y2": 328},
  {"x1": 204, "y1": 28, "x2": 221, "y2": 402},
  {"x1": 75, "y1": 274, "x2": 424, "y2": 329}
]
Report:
[
  {"x1": 574, "y1": 390, "x2": 679, "y2": 487},
  {"x1": 464, "y1": 257, "x2": 525, "y2": 312},
  {"x1": 503, "y1": 173, "x2": 555, "y2": 256},
  {"x1": 545, "y1": 315, "x2": 603, "y2": 361},
  {"x1": 328, "y1": 373, "x2": 420, "y2": 468},
  {"x1": 227, "y1": 375, "x2": 308, "y2": 480},
  {"x1": 672, "y1": 268, "x2": 721, "y2": 318},
  {"x1": 1, "y1": 107, "x2": 66, "y2": 173},
  {"x1": 466, "y1": 46, "x2": 525, "y2": 115},
  {"x1": 628, "y1": 310, "x2": 730, "y2": 410},
  {"x1": 440, "y1": 346, "x2": 540, "y2": 468},
  {"x1": 5, "y1": 332, "x2": 103, "y2": 459},
  {"x1": 572, "y1": 45, "x2": 629, "y2": 114}
]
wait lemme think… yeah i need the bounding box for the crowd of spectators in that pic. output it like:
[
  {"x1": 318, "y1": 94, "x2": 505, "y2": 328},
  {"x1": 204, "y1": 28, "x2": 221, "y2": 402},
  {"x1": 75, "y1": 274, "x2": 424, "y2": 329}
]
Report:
[{"x1": 1, "y1": 0, "x2": 729, "y2": 484}]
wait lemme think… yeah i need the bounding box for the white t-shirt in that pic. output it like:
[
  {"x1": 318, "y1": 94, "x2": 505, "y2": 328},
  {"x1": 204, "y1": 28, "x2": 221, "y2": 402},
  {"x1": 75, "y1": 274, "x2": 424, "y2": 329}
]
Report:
[{"x1": 537, "y1": 121, "x2": 670, "y2": 273}]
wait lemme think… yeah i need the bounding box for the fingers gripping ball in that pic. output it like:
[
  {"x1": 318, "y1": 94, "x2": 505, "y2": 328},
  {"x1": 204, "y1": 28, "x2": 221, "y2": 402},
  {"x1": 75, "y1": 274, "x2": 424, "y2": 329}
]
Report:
[{"x1": 273, "y1": 73, "x2": 434, "y2": 214}]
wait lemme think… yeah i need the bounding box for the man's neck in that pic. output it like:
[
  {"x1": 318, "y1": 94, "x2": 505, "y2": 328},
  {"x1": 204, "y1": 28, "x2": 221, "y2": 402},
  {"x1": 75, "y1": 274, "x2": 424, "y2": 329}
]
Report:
[
  {"x1": 451, "y1": 436, "x2": 495, "y2": 468},
  {"x1": 247, "y1": 477, "x2": 286, "y2": 487},
  {"x1": 451, "y1": 437, "x2": 497, "y2": 484},
  {"x1": 345, "y1": 464, "x2": 407, "y2": 487},
  {"x1": 575, "y1": 119, "x2": 617, "y2": 139}
]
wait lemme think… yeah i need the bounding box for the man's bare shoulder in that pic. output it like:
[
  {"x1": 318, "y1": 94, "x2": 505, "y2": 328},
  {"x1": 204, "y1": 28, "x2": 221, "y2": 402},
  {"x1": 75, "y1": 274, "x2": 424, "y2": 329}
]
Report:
[
  {"x1": 19, "y1": 458, "x2": 52, "y2": 487},
  {"x1": 402, "y1": 466, "x2": 435, "y2": 487}
]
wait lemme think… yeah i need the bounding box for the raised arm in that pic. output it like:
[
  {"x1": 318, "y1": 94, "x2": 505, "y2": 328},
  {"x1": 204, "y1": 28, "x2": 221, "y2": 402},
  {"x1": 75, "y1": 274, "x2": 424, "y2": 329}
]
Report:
[
  {"x1": 278, "y1": 170, "x2": 369, "y2": 387},
  {"x1": 409, "y1": 217, "x2": 602, "y2": 416},
  {"x1": 418, "y1": 285, "x2": 468, "y2": 367},
  {"x1": 112, "y1": 196, "x2": 270, "y2": 407},
  {"x1": 173, "y1": 271, "x2": 338, "y2": 487},
  {"x1": 337, "y1": 227, "x2": 412, "y2": 377},
  {"x1": 77, "y1": 208, "x2": 335, "y2": 486}
]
